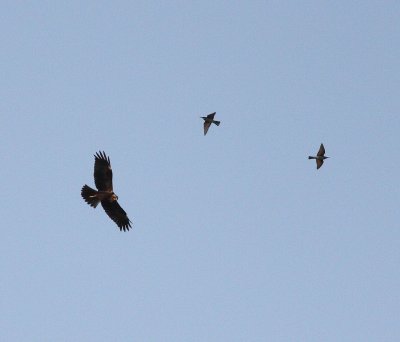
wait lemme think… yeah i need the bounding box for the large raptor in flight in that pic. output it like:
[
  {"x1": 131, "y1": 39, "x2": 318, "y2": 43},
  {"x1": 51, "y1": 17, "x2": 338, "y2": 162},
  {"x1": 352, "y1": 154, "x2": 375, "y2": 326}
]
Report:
[{"x1": 81, "y1": 151, "x2": 132, "y2": 231}]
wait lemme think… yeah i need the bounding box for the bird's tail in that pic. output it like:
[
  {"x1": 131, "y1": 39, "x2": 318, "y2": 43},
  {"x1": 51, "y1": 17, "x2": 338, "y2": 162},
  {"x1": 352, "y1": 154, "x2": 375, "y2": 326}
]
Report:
[
  {"x1": 213, "y1": 120, "x2": 221, "y2": 126},
  {"x1": 308, "y1": 156, "x2": 315, "y2": 159},
  {"x1": 81, "y1": 185, "x2": 100, "y2": 208}
]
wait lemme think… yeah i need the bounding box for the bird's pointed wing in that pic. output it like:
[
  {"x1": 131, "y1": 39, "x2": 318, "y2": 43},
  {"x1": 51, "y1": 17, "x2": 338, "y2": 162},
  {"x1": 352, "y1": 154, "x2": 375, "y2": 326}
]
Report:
[
  {"x1": 317, "y1": 144, "x2": 325, "y2": 157},
  {"x1": 316, "y1": 159, "x2": 324, "y2": 169},
  {"x1": 206, "y1": 112, "x2": 216, "y2": 120},
  {"x1": 101, "y1": 200, "x2": 132, "y2": 231},
  {"x1": 94, "y1": 151, "x2": 113, "y2": 191},
  {"x1": 204, "y1": 121, "x2": 211, "y2": 135}
]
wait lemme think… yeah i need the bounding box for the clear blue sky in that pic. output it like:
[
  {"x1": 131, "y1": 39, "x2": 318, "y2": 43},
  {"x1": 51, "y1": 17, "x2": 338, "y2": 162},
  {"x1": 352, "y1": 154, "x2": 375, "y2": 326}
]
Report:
[{"x1": 1, "y1": 1, "x2": 399, "y2": 341}]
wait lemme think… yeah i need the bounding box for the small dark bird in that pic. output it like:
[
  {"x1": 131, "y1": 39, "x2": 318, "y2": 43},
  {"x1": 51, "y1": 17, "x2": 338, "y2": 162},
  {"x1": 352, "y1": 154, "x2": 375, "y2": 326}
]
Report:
[
  {"x1": 308, "y1": 144, "x2": 329, "y2": 169},
  {"x1": 81, "y1": 151, "x2": 132, "y2": 231},
  {"x1": 201, "y1": 112, "x2": 220, "y2": 135}
]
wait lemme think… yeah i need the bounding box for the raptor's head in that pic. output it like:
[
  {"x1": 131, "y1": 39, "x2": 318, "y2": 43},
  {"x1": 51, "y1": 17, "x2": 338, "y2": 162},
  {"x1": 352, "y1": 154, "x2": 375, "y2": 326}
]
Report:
[{"x1": 111, "y1": 193, "x2": 119, "y2": 201}]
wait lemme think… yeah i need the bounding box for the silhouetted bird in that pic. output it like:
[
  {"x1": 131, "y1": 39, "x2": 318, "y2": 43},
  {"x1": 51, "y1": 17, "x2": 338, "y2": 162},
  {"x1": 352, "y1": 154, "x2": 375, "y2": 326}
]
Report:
[
  {"x1": 308, "y1": 144, "x2": 329, "y2": 169},
  {"x1": 81, "y1": 151, "x2": 132, "y2": 231},
  {"x1": 201, "y1": 112, "x2": 220, "y2": 135}
]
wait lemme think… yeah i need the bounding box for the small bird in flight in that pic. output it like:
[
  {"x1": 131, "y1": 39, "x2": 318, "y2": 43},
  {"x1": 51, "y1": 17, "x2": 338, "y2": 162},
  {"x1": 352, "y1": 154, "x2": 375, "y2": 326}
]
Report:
[
  {"x1": 201, "y1": 112, "x2": 220, "y2": 135},
  {"x1": 308, "y1": 144, "x2": 329, "y2": 169},
  {"x1": 81, "y1": 151, "x2": 132, "y2": 231}
]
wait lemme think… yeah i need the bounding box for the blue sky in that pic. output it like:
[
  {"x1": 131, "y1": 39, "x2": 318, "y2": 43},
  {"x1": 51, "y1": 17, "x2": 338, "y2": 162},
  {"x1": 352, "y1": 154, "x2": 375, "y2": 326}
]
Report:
[{"x1": 1, "y1": 1, "x2": 399, "y2": 341}]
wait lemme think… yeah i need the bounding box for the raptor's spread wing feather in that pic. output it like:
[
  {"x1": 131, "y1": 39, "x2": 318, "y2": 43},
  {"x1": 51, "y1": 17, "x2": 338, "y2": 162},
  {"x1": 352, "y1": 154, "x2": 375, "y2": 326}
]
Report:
[
  {"x1": 94, "y1": 151, "x2": 113, "y2": 191},
  {"x1": 101, "y1": 200, "x2": 132, "y2": 231}
]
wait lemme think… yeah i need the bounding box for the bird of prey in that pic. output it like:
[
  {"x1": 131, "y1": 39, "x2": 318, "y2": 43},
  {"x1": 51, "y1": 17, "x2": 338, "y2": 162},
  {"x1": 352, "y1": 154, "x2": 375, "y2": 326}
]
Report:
[
  {"x1": 308, "y1": 143, "x2": 329, "y2": 169},
  {"x1": 201, "y1": 112, "x2": 220, "y2": 135},
  {"x1": 81, "y1": 151, "x2": 132, "y2": 231}
]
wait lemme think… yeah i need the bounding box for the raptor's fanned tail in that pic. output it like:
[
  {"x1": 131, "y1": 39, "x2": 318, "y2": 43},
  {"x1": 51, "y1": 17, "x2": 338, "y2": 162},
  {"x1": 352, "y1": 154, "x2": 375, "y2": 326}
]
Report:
[{"x1": 81, "y1": 185, "x2": 100, "y2": 208}]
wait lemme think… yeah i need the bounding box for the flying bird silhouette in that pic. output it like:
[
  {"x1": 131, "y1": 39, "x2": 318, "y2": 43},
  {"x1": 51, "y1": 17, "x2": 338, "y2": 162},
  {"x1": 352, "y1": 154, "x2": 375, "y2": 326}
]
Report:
[
  {"x1": 81, "y1": 151, "x2": 132, "y2": 231},
  {"x1": 308, "y1": 143, "x2": 329, "y2": 169},
  {"x1": 201, "y1": 112, "x2": 220, "y2": 135}
]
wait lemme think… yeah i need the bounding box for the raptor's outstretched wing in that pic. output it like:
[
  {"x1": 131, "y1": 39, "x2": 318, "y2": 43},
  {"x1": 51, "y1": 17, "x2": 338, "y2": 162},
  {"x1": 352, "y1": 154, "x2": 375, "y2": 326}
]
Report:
[
  {"x1": 94, "y1": 151, "x2": 113, "y2": 191},
  {"x1": 101, "y1": 200, "x2": 132, "y2": 231}
]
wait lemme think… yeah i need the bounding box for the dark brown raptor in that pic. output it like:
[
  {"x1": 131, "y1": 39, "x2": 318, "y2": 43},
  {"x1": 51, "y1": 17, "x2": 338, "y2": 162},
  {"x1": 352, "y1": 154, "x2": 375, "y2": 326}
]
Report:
[{"x1": 81, "y1": 151, "x2": 132, "y2": 231}]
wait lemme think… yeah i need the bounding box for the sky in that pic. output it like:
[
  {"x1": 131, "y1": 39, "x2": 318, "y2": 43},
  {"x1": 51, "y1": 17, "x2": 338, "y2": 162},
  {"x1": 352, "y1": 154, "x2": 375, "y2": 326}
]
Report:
[{"x1": 1, "y1": 1, "x2": 400, "y2": 341}]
